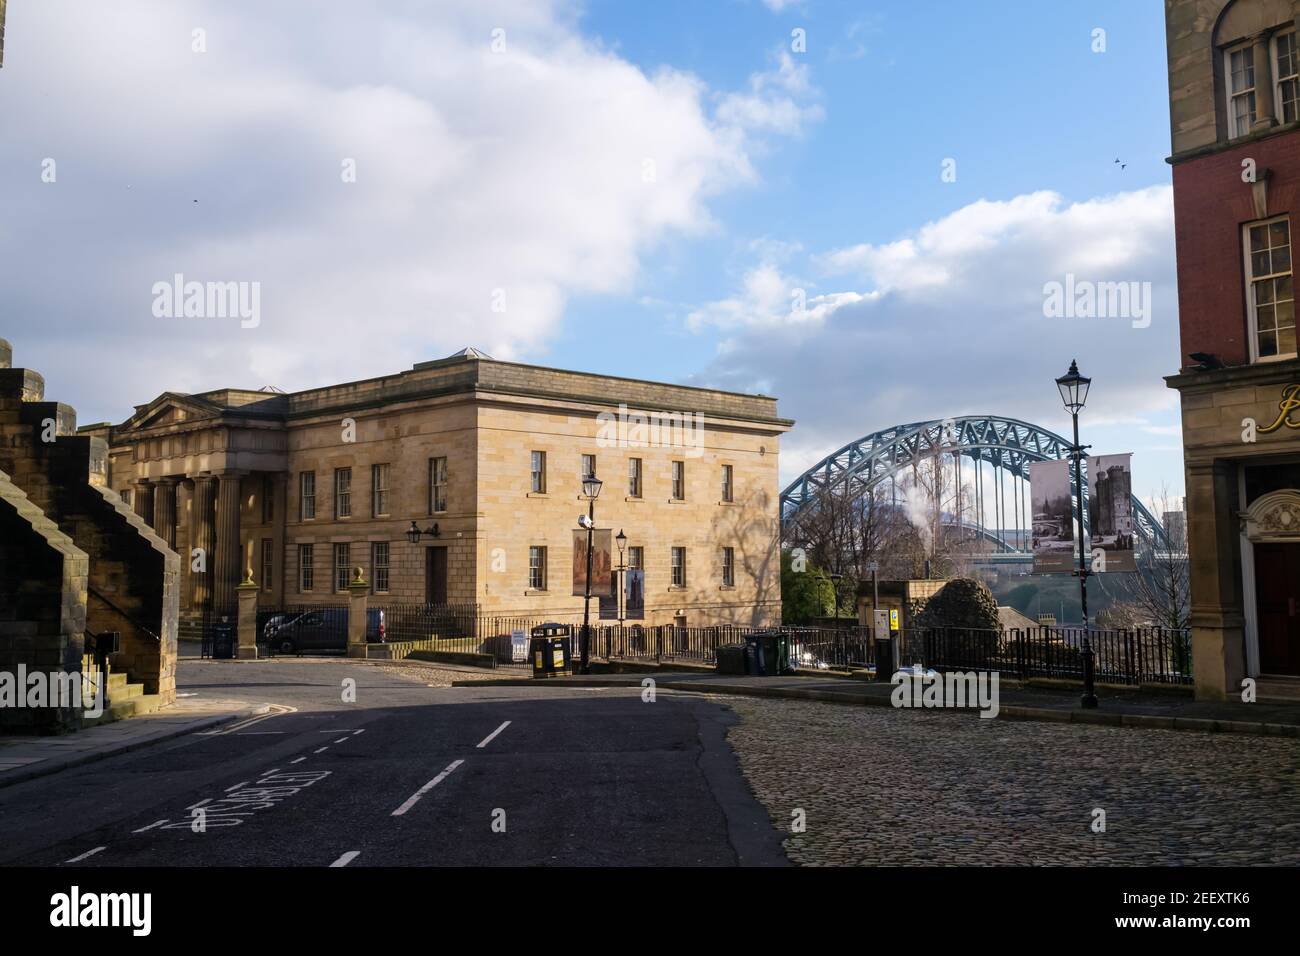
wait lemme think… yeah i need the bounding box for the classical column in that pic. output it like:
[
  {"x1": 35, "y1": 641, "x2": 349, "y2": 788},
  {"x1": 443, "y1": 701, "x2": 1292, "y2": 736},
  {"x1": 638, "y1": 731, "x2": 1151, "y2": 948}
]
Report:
[
  {"x1": 213, "y1": 472, "x2": 243, "y2": 613},
  {"x1": 133, "y1": 480, "x2": 155, "y2": 526},
  {"x1": 153, "y1": 478, "x2": 178, "y2": 550},
  {"x1": 1253, "y1": 34, "x2": 1278, "y2": 131},
  {"x1": 191, "y1": 476, "x2": 216, "y2": 613}
]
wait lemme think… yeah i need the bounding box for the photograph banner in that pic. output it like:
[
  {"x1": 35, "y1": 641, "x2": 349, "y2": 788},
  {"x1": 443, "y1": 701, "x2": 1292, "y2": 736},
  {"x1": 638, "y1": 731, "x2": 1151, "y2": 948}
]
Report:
[
  {"x1": 572, "y1": 529, "x2": 613, "y2": 597},
  {"x1": 1031, "y1": 459, "x2": 1075, "y2": 573},
  {"x1": 1087, "y1": 453, "x2": 1137, "y2": 572}
]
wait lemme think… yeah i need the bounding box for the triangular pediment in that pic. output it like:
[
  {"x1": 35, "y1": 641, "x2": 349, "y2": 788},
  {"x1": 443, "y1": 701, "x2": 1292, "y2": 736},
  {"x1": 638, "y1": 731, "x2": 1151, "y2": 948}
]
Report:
[{"x1": 120, "y1": 393, "x2": 222, "y2": 432}]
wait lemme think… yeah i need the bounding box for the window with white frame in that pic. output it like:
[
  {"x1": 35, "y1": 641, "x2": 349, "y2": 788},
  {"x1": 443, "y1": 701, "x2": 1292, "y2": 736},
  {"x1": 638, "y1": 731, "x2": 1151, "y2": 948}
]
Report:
[
  {"x1": 372, "y1": 463, "x2": 390, "y2": 517},
  {"x1": 1227, "y1": 43, "x2": 1257, "y2": 137},
  {"x1": 531, "y1": 451, "x2": 546, "y2": 493},
  {"x1": 628, "y1": 545, "x2": 643, "y2": 570},
  {"x1": 430, "y1": 456, "x2": 448, "y2": 513},
  {"x1": 298, "y1": 544, "x2": 314, "y2": 592},
  {"x1": 671, "y1": 546, "x2": 686, "y2": 587},
  {"x1": 300, "y1": 471, "x2": 315, "y2": 520},
  {"x1": 334, "y1": 468, "x2": 351, "y2": 519},
  {"x1": 1277, "y1": 29, "x2": 1300, "y2": 123},
  {"x1": 628, "y1": 458, "x2": 642, "y2": 498},
  {"x1": 372, "y1": 541, "x2": 390, "y2": 593},
  {"x1": 1245, "y1": 217, "x2": 1296, "y2": 360},
  {"x1": 334, "y1": 542, "x2": 351, "y2": 592},
  {"x1": 721, "y1": 464, "x2": 734, "y2": 502},
  {"x1": 581, "y1": 453, "x2": 596, "y2": 481},
  {"x1": 529, "y1": 545, "x2": 547, "y2": 590},
  {"x1": 671, "y1": 460, "x2": 685, "y2": 500},
  {"x1": 722, "y1": 547, "x2": 735, "y2": 587}
]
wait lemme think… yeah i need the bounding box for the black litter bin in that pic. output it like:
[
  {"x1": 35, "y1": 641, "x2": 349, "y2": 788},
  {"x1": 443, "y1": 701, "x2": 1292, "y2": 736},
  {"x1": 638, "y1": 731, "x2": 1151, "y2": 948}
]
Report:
[
  {"x1": 715, "y1": 643, "x2": 746, "y2": 675},
  {"x1": 530, "y1": 623, "x2": 573, "y2": 678},
  {"x1": 743, "y1": 630, "x2": 792, "y2": 676},
  {"x1": 875, "y1": 635, "x2": 895, "y2": 682},
  {"x1": 210, "y1": 620, "x2": 237, "y2": 660}
]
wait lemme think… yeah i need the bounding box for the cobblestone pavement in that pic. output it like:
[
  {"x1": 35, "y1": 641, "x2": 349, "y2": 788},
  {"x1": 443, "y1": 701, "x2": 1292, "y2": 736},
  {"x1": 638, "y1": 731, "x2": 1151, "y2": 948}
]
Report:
[
  {"x1": 723, "y1": 696, "x2": 1300, "y2": 866},
  {"x1": 367, "y1": 661, "x2": 508, "y2": 687}
]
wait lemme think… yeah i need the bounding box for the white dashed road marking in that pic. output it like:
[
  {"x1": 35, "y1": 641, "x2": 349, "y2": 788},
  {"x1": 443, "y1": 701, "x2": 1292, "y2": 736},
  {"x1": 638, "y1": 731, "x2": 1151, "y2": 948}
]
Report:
[
  {"x1": 330, "y1": 850, "x2": 360, "y2": 867},
  {"x1": 476, "y1": 721, "x2": 511, "y2": 749},
  {"x1": 392, "y1": 760, "x2": 464, "y2": 817},
  {"x1": 66, "y1": 846, "x2": 106, "y2": 863}
]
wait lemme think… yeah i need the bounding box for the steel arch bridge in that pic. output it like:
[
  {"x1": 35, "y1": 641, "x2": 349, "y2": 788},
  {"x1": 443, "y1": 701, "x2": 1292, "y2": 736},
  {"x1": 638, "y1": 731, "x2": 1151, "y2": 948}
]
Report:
[{"x1": 780, "y1": 415, "x2": 1171, "y2": 555}]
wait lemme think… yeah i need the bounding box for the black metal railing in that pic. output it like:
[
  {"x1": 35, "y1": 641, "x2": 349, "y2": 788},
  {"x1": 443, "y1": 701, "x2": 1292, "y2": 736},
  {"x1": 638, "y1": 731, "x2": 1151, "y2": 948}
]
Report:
[{"x1": 918, "y1": 625, "x2": 1193, "y2": 686}]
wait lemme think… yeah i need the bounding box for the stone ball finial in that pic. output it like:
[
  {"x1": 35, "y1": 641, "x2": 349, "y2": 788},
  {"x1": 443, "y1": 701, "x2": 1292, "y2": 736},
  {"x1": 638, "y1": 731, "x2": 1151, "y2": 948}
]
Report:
[{"x1": 351, "y1": 565, "x2": 367, "y2": 586}]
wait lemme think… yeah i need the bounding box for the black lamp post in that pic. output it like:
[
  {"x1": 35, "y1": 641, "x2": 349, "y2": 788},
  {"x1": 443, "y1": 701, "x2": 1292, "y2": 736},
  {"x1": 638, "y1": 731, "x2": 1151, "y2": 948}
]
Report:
[
  {"x1": 615, "y1": 528, "x2": 628, "y2": 626},
  {"x1": 828, "y1": 569, "x2": 843, "y2": 623},
  {"x1": 1055, "y1": 359, "x2": 1098, "y2": 709},
  {"x1": 579, "y1": 473, "x2": 603, "y2": 675}
]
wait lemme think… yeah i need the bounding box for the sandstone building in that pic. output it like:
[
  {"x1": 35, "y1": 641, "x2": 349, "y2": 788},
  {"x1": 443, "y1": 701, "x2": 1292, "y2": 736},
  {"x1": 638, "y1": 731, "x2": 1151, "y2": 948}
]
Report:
[
  {"x1": 1164, "y1": 0, "x2": 1300, "y2": 699},
  {"x1": 87, "y1": 349, "x2": 791, "y2": 630}
]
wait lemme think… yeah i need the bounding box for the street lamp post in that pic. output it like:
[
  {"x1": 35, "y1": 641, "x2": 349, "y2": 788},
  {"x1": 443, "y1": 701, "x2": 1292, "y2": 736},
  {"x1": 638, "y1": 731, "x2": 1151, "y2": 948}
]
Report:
[
  {"x1": 579, "y1": 473, "x2": 603, "y2": 675},
  {"x1": 828, "y1": 569, "x2": 843, "y2": 623},
  {"x1": 615, "y1": 528, "x2": 628, "y2": 627},
  {"x1": 1055, "y1": 359, "x2": 1098, "y2": 709}
]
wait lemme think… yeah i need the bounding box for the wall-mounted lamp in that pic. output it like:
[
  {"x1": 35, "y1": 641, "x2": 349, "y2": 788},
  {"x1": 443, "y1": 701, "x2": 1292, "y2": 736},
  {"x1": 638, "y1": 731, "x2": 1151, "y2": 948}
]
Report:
[{"x1": 406, "y1": 520, "x2": 440, "y2": 543}]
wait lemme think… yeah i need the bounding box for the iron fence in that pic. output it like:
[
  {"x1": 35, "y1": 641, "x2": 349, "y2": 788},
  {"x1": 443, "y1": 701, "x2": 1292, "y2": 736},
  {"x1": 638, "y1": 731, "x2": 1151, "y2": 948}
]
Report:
[{"x1": 918, "y1": 625, "x2": 1193, "y2": 686}]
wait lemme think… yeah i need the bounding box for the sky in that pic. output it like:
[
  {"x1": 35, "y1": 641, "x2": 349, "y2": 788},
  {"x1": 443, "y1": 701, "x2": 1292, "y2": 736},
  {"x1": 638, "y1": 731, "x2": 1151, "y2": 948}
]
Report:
[{"x1": 0, "y1": 0, "x2": 1184, "y2": 502}]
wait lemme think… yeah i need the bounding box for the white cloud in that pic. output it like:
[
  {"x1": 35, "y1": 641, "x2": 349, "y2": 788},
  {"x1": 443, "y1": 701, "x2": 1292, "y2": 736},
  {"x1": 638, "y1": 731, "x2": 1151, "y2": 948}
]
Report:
[
  {"x1": 0, "y1": 0, "x2": 816, "y2": 419},
  {"x1": 684, "y1": 186, "x2": 1180, "y2": 488}
]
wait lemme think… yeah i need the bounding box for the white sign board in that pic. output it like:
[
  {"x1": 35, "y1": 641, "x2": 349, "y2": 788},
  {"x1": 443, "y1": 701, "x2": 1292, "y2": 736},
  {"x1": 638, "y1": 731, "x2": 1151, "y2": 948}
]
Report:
[{"x1": 510, "y1": 629, "x2": 527, "y2": 663}]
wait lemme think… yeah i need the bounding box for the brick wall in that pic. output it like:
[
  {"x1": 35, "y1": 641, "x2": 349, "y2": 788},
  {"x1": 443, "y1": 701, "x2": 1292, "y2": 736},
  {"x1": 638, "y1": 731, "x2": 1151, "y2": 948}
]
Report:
[{"x1": 1173, "y1": 129, "x2": 1300, "y2": 366}]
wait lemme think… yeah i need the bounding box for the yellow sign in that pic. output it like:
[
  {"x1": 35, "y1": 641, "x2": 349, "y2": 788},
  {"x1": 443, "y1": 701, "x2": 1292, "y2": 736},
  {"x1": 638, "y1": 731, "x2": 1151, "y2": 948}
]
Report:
[
  {"x1": 889, "y1": 609, "x2": 899, "y2": 631},
  {"x1": 1260, "y1": 384, "x2": 1300, "y2": 434}
]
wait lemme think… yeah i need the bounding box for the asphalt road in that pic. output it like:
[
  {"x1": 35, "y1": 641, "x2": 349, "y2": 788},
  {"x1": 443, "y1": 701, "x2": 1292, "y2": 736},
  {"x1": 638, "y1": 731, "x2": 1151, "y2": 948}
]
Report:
[{"x1": 0, "y1": 659, "x2": 788, "y2": 867}]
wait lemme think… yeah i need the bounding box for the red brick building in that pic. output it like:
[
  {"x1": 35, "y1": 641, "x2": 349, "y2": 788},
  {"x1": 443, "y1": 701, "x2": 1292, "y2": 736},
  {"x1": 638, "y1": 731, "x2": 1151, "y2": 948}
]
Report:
[{"x1": 1166, "y1": 0, "x2": 1300, "y2": 700}]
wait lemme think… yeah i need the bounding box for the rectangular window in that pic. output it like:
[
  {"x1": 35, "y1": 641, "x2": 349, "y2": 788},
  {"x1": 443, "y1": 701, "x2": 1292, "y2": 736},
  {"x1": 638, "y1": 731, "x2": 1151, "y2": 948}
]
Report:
[
  {"x1": 372, "y1": 541, "x2": 390, "y2": 593},
  {"x1": 429, "y1": 456, "x2": 448, "y2": 513},
  {"x1": 1228, "y1": 44, "x2": 1257, "y2": 137},
  {"x1": 531, "y1": 451, "x2": 546, "y2": 493},
  {"x1": 1245, "y1": 217, "x2": 1296, "y2": 360},
  {"x1": 262, "y1": 475, "x2": 274, "y2": 523},
  {"x1": 628, "y1": 457, "x2": 642, "y2": 497},
  {"x1": 581, "y1": 453, "x2": 596, "y2": 481},
  {"x1": 300, "y1": 471, "x2": 316, "y2": 520},
  {"x1": 1278, "y1": 30, "x2": 1299, "y2": 124},
  {"x1": 298, "y1": 544, "x2": 314, "y2": 592},
  {"x1": 121, "y1": 488, "x2": 133, "y2": 508},
  {"x1": 334, "y1": 543, "x2": 351, "y2": 592},
  {"x1": 371, "y1": 464, "x2": 389, "y2": 516},
  {"x1": 721, "y1": 464, "x2": 734, "y2": 502},
  {"x1": 671, "y1": 460, "x2": 685, "y2": 500},
  {"x1": 671, "y1": 546, "x2": 686, "y2": 587},
  {"x1": 529, "y1": 545, "x2": 547, "y2": 590},
  {"x1": 261, "y1": 538, "x2": 273, "y2": 592},
  {"x1": 628, "y1": 546, "x2": 644, "y2": 570},
  {"x1": 335, "y1": 468, "x2": 352, "y2": 518},
  {"x1": 722, "y1": 547, "x2": 735, "y2": 587},
  {"x1": 371, "y1": 463, "x2": 390, "y2": 517}
]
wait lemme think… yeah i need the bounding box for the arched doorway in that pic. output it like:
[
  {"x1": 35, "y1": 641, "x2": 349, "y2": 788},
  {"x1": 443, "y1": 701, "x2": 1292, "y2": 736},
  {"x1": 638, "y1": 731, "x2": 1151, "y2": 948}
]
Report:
[{"x1": 1243, "y1": 489, "x2": 1300, "y2": 676}]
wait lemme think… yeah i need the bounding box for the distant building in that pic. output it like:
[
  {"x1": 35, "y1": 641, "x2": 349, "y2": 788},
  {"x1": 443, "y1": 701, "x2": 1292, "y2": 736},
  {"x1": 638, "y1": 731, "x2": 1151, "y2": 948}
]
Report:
[
  {"x1": 87, "y1": 348, "x2": 791, "y2": 630},
  {"x1": 1162, "y1": 510, "x2": 1187, "y2": 546}
]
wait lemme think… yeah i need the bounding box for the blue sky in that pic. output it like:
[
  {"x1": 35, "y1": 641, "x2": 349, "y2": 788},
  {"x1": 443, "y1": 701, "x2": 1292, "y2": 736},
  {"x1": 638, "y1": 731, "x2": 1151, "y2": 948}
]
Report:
[{"x1": 0, "y1": 0, "x2": 1184, "y2": 502}]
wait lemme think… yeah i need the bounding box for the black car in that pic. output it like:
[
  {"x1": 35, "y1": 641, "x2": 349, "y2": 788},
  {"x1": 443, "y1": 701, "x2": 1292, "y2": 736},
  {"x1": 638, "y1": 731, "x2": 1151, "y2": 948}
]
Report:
[{"x1": 263, "y1": 608, "x2": 385, "y2": 654}]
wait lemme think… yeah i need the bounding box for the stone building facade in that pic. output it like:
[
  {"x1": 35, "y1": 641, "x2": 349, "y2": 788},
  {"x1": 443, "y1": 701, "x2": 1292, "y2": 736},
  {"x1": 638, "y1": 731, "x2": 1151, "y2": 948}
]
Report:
[
  {"x1": 1, "y1": 338, "x2": 179, "y2": 732},
  {"x1": 1165, "y1": 0, "x2": 1300, "y2": 699},
  {"x1": 89, "y1": 349, "x2": 791, "y2": 629}
]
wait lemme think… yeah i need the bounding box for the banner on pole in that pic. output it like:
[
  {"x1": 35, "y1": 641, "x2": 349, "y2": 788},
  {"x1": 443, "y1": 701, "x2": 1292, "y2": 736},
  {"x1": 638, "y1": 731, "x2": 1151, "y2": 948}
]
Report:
[
  {"x1": 1030, "y1": 459, "x2": 1075, "y2": 573},
  {"x1": 1087, "y1": 453, "x2": 1137, "y2": 572},
  {"x1": 572, "y1": 529, "x2": 613, "y2": 597}
]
